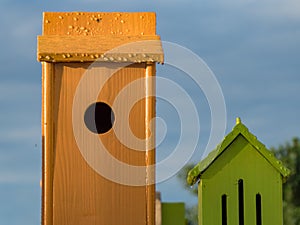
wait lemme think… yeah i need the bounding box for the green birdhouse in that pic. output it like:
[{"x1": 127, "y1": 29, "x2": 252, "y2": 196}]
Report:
[{"x1": 187, "y1": 118, "x2": 290, "y2": 225}]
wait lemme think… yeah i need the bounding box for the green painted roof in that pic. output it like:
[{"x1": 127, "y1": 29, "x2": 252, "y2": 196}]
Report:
[{"x1": 187, "y1": 118, "x2": 291, "y2": 186}]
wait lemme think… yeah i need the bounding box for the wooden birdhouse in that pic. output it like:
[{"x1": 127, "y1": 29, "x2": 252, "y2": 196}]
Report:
[
  {"x1": 37, "y1": 12, "x2": 163, "y2": 225},
  {"x1": 187, "y1": 118, "x2": 290, "y2": 225}
]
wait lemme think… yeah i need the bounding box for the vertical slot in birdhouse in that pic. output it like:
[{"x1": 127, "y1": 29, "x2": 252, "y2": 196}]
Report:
[
  {"x1": 256, "y1": 193, "x2": 262, "y2": 225},
  {"x1": 238, "y1": 179, "x2": 244, "y2": 225},
  {"x1": 221, "y1": 194, "x2": 227, "y2": 225}
]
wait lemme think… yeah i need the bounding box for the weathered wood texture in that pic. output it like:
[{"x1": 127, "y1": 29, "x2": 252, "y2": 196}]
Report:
[
  {"x1": 40, "y1": 12, "x2": 159, "y2": 225},
  {"x1": 37, "y1": 12, "x2": 163, "y2": 63}
]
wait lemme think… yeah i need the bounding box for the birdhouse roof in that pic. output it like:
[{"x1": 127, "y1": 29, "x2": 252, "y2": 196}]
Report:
[{"x1": 187, "y1": 118, "x2": 291, "y2": 186}]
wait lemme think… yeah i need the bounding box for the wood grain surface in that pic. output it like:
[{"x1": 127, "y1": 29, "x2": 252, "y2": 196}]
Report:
[
  {"x1": 40, "y1": 12, "x2": 159, "y2": 225},
  {"x1": 37, "y1": 12, "x2": 163, "y2": 63}
]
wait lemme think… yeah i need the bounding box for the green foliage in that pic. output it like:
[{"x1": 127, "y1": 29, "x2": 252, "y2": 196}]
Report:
[
  {"x1": 185, "y1": 205, "x2": 198, "y2": 225},
  {"x1": 178, "y1": 137, "x2": 300, "y2": 225},
  {"x1": 271, "y1": 137, "x2": 300, "y2": 225},
  {"x1": 177, "y1": 163, "x2": 198, "y2": 225}
]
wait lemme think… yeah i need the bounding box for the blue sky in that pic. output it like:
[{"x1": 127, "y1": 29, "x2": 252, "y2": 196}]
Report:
[{"x1": 1, "y1": 0, "x2": 300, "y2": 224}]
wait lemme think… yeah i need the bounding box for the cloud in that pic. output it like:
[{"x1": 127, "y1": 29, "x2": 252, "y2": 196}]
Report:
[
  {"x1": 0, "y1": 82, "x2": 40, "y2": 138},
  {"x1": 0, "y1": 82, "x2": 40, "y2": 101},
  {"x1": 253, "y1": 0, "x2": 300, "y2": 20},
  {"x1": 0, "y1": 171, "x2": 39, "y2": 184},
  {"x1": 0, "y1": 5, "x2": 41, "y2": 60},
  {"x1": 0, "y1": 126, "x2": 40, "y2": 142},
  {"x1": 212, "y1": 0, "x2": 300, "y2": 18}
]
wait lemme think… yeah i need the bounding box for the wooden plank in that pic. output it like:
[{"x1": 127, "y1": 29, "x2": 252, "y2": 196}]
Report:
[
  {"x1": 50, "y1": 62, "x2": 154, "y2": 225},
  {"x1": 38, "y1": 12, "x2": 163, "y2": 63},
  {"x1": 41, "y1": 62, "x2": 54, "y2": 225},
  {"x1": 42, "y1": 12, "x2": 156, "y2": 36},
  {"x1": 37, "y1": 35, "x2": 163, "y2": 63},
  {"x1": 145, "y1": 63, "x2": 156, "y2": 225}
]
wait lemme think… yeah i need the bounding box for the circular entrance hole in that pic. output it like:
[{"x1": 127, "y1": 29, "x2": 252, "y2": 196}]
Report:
[{"x1": 84, "y1": 102, "x2": 115, "y2": 134}]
